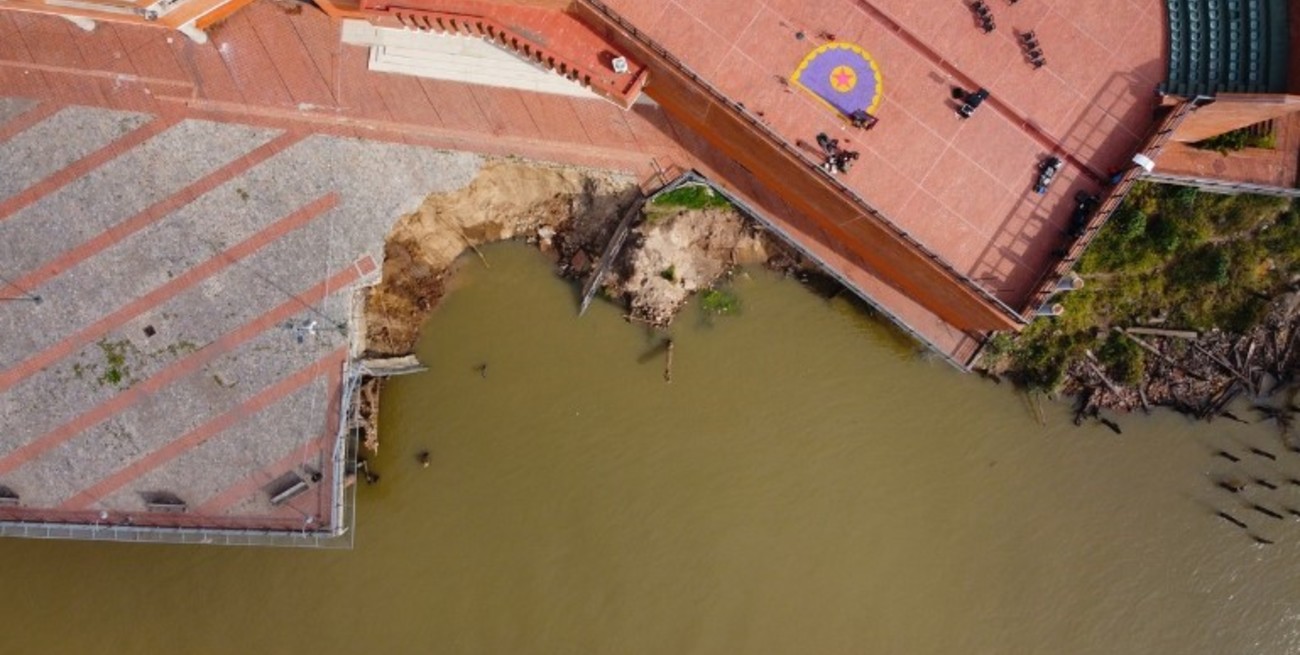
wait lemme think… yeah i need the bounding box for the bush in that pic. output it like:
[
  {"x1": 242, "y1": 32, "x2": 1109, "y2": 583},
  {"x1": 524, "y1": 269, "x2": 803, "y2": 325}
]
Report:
[
  {"x1": 1097, "y1": 333, "x2": 1145, "y2": 386},
  {"x1": 1113, "y1": 207, "x2": 1148, "y2": 243},
  {"x1": 980, "y1": 332, "x2": 1014, "y2": 363},
  {"x1": 1003, "y1": 184, "x2": 1291, "y2": 390},
  {"x1": 1193, "y1": 128, "x2": 1278, "y2": 154},
  {"x1": 700, "y1": 288, "x2": 739, "y2": 314},
  {"x1": 1146, "y1": 216, "x2": 1182, "y2": 255},
  {"x1": 1169, "y1": 245, "x2": 1230, "y2": 288},
  {"x1": 651, "y1": 185, "x2": 733, "y2": 210}
]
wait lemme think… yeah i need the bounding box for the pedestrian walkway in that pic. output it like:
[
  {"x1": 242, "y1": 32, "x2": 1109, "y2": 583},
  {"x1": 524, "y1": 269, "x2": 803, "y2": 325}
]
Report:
[{"x1": 0, "y1": 101, "x2": 481, "y2": 537}]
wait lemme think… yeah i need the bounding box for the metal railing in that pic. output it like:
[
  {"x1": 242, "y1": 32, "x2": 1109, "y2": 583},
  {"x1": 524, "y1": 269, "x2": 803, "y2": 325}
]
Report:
[
  {"x1": 575, "y1": 0, "x2": 1026, "y2": 328},
  {"x1": 0, "y1": 518, "x2": 350, "y2": 548},
  {"x1": 1021, "y1": 98, "x2": 1201, "y2": 314},
  {"x1": 653, "y1": 171, "x2": 966, "y2": 369},
  {"x1": 1140, "y1": 171, "x2": 1300, "y2": 197}
]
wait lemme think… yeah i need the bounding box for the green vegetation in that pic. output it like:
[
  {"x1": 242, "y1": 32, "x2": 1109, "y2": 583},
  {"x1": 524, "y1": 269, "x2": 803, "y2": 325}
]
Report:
[
  {"x1": 989, "y1": 182, "x2": 1300, "y2": 392},
  {"x1": 97, "y1": 338, "x2": 133, "y2": 388},
  {"x1": 660, "y1": 265, "x2": 677, "y2": 282},
  {"x1": 1192, "y1": 127, "x2": 1277, "y2": 154},
  {"x1": 651, "y1": 185, "x2": 733, "y2": 211},
  {"x1": 700, "y1": 288, "x2": 739, "y2": 315}
]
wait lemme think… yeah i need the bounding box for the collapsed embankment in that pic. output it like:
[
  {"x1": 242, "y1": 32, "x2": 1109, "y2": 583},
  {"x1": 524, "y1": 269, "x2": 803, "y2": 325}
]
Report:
[{"x1": 354, "y1": 162, "x2": 811, "y2": 454}]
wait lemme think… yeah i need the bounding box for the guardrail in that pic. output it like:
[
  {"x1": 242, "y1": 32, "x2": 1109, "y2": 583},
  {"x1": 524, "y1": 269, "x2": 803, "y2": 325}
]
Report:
[
  {"x1": 654, "y1": 171, "x2": 968, "y2": 369},
  {"x1": 574, "y1": 0, "x2": 1026, "y2": 329},
  {"x1": 1140, "y1": 172, "x2": 1300, "y2": 197},
  {"x1": 1021, "y1": 98, "x2": 1200, "y2": 314}
]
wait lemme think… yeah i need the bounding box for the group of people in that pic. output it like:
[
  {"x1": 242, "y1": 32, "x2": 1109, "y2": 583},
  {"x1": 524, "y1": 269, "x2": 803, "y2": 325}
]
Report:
[
  {"x1": 956, "y1": 87, "x2": 990, "y2": 119},
  {"x1": 815, "y1": 133, "x2": 859, "y2": 175},
  {"x1": 1020, "y1": 31, "x2": 1046, "y2": 69},
  {"x1": 849, "y1": 109, "x2": 878, "y2": 130},
  {"x1": 972, "y1": 0, "x2": 996, "y2": 33}
]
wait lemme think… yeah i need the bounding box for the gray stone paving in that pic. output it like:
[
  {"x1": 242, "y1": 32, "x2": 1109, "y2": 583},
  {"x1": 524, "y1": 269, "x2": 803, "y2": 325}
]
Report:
[
  {"x1": 0, "y1": 106, "x2": 149, "y2": 201},
  {"x1": 98, "y1": 382, "x2": 327, "y2": 512},
  {"x1": 0, "y1": 101, "x2": 487, "y2": 523},
  {"x1": 0, "y1": 119, "x2": 278, "y2": 300},
  {"x1": 8, "y1": 299, "x2": 346, "y2": 507},
  {"x1": 0, "y1": 97, "x2": 35, "y2": 126},
  {"x1": 0, "y1": 128, "x2": 287, "y2": 365}
]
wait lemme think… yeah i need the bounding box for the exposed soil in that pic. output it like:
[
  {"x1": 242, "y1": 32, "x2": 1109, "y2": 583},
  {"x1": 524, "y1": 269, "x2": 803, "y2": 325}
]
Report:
[
  {"x1": 365, "y1": 162, "x2": 816, "y2": 357},
  {"x1": 364, "y1": 160, "x2": 638, "y2": 356},
  {"x1": 613, "y1": 204, "x2": 771, "y2": 326},
  {"x1": 356, "y1": 162, "x2": 859, "y2": 454}
]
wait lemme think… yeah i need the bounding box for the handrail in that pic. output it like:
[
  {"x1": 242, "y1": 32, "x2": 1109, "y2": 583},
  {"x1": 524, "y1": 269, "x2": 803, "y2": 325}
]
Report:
[
  {"x1": 377, "y1": 4, "x2": 642, "y2": 108},
  {"x1": 575, "y1": 0, "x2": 1027, "y2": 327},
  {"x1": 657, "y1": 171, "x2": 970, "y2": 369},
  {"x1": 1020, "y1": 98, "x2": 1200, "y2": 313}
]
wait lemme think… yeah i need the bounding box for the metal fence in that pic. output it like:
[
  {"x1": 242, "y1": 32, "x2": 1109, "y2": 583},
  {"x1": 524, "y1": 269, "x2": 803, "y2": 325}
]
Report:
[
  {"x1": 654, "y1": 171, "x2": 966, "y2": 369},
  {"x1": 0, "y1": 360, "x2": 363, "y2": 550},
  {"x1": 1021, "y1": 98, "x2": 1202, "y2": 314},
  {"x1": 577, "y1": 0, "x2": 1025, "y2": 327}
]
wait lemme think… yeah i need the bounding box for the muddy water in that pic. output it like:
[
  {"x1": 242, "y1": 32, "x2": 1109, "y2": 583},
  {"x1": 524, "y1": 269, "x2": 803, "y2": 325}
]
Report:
[{"x1": 2, "y1": 241, "x2": 1299, "y2": 654}]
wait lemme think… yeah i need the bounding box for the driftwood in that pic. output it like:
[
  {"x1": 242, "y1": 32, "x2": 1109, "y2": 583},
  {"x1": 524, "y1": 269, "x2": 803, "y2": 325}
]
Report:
[
  {"x1": 1191, "y1": 342, "x2": 1251, "y2": 388},
  {"x1": 1202, "y1": 381, "x2": 1241, "y2": 420},
  {"x1": 1115, "y1": 328, "x2": 1209, "y2": 381},
  {"x1": 663, "y1": 339, "x2": 674, "y2": 383},
  {"x1": 1136, "y1": 383, "x2": 1152, "y2": 414},
  {"x1": 1083, "y1": 354, "x2": 1124, "y2": 398},
  {"x1": 1125, "y1": 327, "x2": 1199, "y2": 339},
  {"x1": 1012, "y1": 295, "x2": 1300, "y2": 424}
]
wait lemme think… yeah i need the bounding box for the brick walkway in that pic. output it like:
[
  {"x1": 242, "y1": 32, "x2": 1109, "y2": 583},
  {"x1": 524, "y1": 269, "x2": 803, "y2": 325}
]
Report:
[{"x1": 599, "y1": 0, "x2": 1164, "y2": 307}]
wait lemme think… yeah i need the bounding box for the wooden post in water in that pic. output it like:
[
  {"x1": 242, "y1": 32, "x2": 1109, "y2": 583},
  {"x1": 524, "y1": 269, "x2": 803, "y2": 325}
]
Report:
[{"x1": 664, "y1": 339, "x2": 674, "y2": 383}]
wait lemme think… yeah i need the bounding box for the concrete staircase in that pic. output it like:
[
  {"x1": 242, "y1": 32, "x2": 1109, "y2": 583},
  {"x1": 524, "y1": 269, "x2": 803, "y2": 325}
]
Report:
[
  {"x1": 354, "y1": 1, "x2": 648, "y2": 109},
  {"x1": 341, "y1": 20, "x2": 602, "y2": 100}
]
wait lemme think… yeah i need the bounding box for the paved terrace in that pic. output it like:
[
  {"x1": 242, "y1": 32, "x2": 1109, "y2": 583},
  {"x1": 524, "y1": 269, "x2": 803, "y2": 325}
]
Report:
[
  {"x1": 0, "y1": 98, "x2": 483, "y2": 537},
  {"x1": 0, "y1": 1, "x2": 1172, "y2": 534},
  {"x1": 0, "y1": 1, "x2": 725, "y2": 537},
  {"x1": 0, "y1": 0, "x2": 1065, "y2": 363},
  {"x1": 600, "y1": 0, "x2": 1166, "y2": 312}
]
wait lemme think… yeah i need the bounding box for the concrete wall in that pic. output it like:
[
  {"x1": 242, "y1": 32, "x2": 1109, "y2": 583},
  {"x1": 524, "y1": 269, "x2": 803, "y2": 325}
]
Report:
[{"x1": 1173, "y1": 93, "x2": 1300, "y2": 142}]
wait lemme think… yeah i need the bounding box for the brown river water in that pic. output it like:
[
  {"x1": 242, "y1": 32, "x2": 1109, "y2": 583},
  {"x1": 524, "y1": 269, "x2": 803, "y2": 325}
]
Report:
[{"x1": 2, "y1": 242, "x2": 1299, "y2": 654}]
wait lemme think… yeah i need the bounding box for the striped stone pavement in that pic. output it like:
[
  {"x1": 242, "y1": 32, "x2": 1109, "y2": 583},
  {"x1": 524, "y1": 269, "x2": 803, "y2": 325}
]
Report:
[{"x1": 0, "y1": 102, "x2": 482, "y2": 536}]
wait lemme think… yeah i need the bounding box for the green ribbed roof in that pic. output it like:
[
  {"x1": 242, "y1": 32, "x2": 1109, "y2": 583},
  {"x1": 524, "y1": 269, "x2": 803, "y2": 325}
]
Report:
[{"x1": 1163, "y1": 0, "x2": 1289, "y2": 96}]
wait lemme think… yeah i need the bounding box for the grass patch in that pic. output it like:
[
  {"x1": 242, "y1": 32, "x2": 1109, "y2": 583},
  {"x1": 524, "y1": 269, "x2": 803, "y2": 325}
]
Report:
[
  {"x1": 994, "y1": 182, "x2": 1299, "y2": 391},
  {"x1": 700, "y1": 288, "x2": 739, "y2": 315},
  {"x1": 96, "y1": 338, "x2": 133, "y2": 388},
  {"x1": 1193, "y1": 127, "x2": 1277, "y2": 154},
  {"x1": 651, "y1": 185, "x2": 733, "y2": 211}
]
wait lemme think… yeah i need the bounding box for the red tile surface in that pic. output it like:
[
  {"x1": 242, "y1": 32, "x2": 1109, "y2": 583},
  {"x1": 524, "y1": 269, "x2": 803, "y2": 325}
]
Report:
[
  {"x1": 601, "y1": 0, "x2": 1162, "y2": 316},
  {"x1": 0, "y1": 0, "x2": 1168, "y2": 362}
]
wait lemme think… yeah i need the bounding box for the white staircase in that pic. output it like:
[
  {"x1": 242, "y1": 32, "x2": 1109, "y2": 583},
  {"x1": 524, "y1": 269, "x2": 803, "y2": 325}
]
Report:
[{"x1": 341, "y1": 20, "x2": 602, "y2": 100}]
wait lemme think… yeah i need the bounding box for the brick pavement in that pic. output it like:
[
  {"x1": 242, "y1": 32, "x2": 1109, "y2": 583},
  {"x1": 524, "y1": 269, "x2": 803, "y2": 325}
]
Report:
[{"x1": 595, "y1": 0, "x2": 1163, "y2": 308}]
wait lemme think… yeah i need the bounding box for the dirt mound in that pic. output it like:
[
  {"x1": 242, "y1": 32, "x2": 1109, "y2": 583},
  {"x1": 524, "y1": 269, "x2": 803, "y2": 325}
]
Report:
[
  {"x1": 617, "y1": 206, "x2": 768, "y2": 325},
  {"x1": 364, "y1": 161, "x2": 636, "y2": 355},
  {"x1": 364, "y1": 162, "x2": 820, "y2": 355}
]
